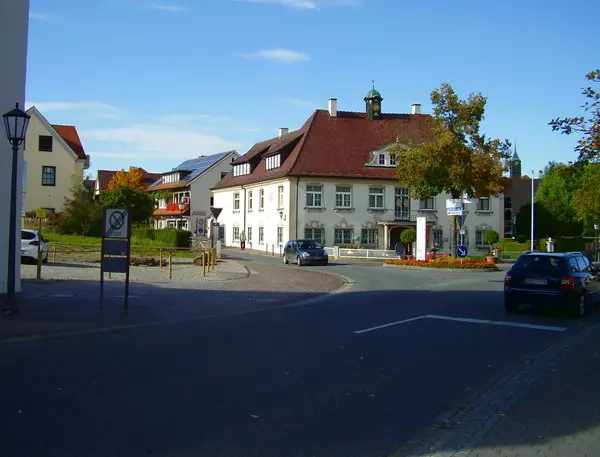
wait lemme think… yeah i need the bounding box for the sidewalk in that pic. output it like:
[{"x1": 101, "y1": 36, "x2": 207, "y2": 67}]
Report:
[
  {"x1": 466, "y1": 323, "x2": 600, "y2": 457},
  {"x1": 0, "y1": 256, "x2": 345, "y2": 343}
]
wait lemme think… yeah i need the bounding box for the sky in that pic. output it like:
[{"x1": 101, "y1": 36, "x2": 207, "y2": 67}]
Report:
[{"x1": 25, "y1": 0, "x2": 599, "y2": 178}]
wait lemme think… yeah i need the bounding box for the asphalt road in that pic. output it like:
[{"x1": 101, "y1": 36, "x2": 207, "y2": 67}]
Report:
[{"x1": 0, "y1": 250, "x2": 595, "y2": 457}]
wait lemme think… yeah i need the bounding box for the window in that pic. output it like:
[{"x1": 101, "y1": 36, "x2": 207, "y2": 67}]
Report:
[
  {"x1": 278, "y1": 186, "x2": 284, "y2": 209},
  {"x1": 504, "y1": 196, "x2": 512, "y2": 209},
  {"x1": 247, "y1": 226, "x2": 252, "y2": 242},
  {"x1": 38, "y1": 135, "x2": 53, "y2": 152},
  {"x1": 248, "y1": 191, "x2": 253, "y2": 211},
  {"x1": 233, "y1": 192, "x2": 240, "y2": 211},
  {"x1": 233, "y1": 163, "x2": 250, "y2": 177},
  {"x1": 233, "y1": 226, "x2": 240, "y2": 240},
  {"x1": 221, "y1": 172, "x2": 227, "y2": 179},
  {"x1": 304, "y1": 228, "x2": 324, "y2": 245},
  {"x1": 41, "y1": 166, "x2": 56, "y2": 186},
  {"x1": 306, "y1": 185, "x2": 322, "y2": 208},
  {"x1": 210, "y1": 196, "x2": 214, "y2": 206},
  {"x1": 433, "y1": 229, "x2": 444, "y2": 249},
  {"x1": 259, "y1": 189, "x2": 264, "y2": 210},
  {"x1": 378, "y1": 153, "x2": 386, "y2": 165},
  {"x1": 258, "y1": 226, "x2": 264, "y2": 243},
  {"x1": 419, "y1": 197, "x2": 434, "y2": 210},
  {"x1": 389, "y1": 154, "x2": 396, "y2": 166},
  {"x1": 266, "y1": 154, "x2": 281, "y2": 170},
  {"x1": 477, "y1": 197, "x2": 490, "y2": 211},
  {"x1": 335, "y1": 186, "x2": 352, "y2": 208},
  {"x1": 277, "y1": 227, "x2": 283, "y2": 244},
  {"x1": 475, "y1": 229, "x2": 485, "y2": 246},
  {"x1": 369, "y1": 187, "x2": 384, "y2": 209},
  {"x1": 361, "y1": 229, "x2": 378, "y2": 247},
  {"x1": 334, "y1": 228, "x2": 354, "y2": 246}
]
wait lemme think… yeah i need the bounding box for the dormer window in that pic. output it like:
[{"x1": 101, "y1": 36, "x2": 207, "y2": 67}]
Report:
[
  {"x1": 233, "y1": 163, "x2": 250, "y2": 177},
  {"x1": 162, "y1": 172, "x2": 181, "y2": 184},
  {"x1": 378, "y1": 154, "x2": 386, "y2": 165},
  {"x1": 266, "y1": 154, "x2": 281, "y2": 171}
]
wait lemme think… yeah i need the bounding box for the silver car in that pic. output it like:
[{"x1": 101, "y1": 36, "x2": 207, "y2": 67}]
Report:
[{"x1": 21, "y1": 229, "x2": 48, "y2": 264}]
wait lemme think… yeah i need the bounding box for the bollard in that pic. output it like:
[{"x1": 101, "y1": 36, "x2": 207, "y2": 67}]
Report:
[
  {"x1": 36, "y1": 250, "x2": 43, "y2": 280},
  {"x1": 169, "y1": 251, "x2": 173, "y2": 280},
  {"x1": 160, "y1": 248, "x2": 163, "y2": 269},
  {"x1": 202, "y1": 251, "x2": 207, "y2": 277},
  {"x1": 52, "y1": 244, "x2": 57, "y2": 263}
]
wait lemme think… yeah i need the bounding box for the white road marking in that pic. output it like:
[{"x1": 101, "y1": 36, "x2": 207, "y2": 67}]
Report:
[
  {"x1": 353, "y1": 316, "x2": 428, "y2": 334},
  {"x1": 354, "y1": 314, "x2": 567, "y2": 334}
]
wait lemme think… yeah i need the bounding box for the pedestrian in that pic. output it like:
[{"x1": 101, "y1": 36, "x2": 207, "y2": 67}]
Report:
[{"x1": 240, "y1": 230, "x2": 246, "y2": 250}]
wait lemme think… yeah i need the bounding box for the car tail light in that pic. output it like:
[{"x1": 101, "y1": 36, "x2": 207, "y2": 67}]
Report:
[
  {"x1": 560, "y1": 276, "x2": 575, "y2": 289},
  {"x1": 29, "y1": 241, "x2": 39, "y2": 246},
  {"x1": 504, "y1": 273, "x2": 512, "y2": 286}
]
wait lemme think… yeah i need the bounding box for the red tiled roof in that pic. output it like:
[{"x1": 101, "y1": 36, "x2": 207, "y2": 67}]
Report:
[
  {"x1": 96, "y1": 168, "x2": 163, "y2": 192},
  {"x1": 51, "y1": 124, "x2": 87, "y2": 160},
  {"x1": 213, "y1": 109, "x2": 435, "y2": 189}
]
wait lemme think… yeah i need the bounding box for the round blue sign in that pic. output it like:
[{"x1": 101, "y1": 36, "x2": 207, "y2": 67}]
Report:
[{"x1": 456, "y1": 245, "x2": 468, "y2": 258}]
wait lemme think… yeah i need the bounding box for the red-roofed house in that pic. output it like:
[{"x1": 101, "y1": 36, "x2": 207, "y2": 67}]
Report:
[
  {"x1": 23, "y1": 106, "x2": 90, "y2": 213},
  {"x1": 212, "y1": 88, "x2": 505, "y2": 254},
  {"x1": 93, "y1": 168, "x2": 162, "y2": 196}
]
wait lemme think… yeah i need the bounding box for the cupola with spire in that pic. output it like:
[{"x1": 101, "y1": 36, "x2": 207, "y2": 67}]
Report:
[{"x1": 364, "y1": 81, "x2": 383, "y2": 120}]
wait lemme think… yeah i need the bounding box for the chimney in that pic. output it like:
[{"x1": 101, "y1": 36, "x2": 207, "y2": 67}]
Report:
[
  {"x1": 328, "y1": 98, "x2": 337, "y2": 118},
  {"x1": 278, "y1": 127, "x2": 289, "y2": 138},
  {"x1": 411, "y1": 104, "x2": 421, "y2": 115}
]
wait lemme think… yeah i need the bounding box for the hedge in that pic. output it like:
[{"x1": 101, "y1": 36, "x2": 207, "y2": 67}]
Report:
[
  {"x1": 539, "y1": 236, "x2": 585, "y2": 253},
  {"x1": 132, "y1": 227, "x2": 191, "y2": 248}
]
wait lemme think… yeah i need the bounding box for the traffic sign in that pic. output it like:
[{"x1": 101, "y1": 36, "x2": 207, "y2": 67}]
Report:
[
  {"x1": 36, "y1": 208, "x2": 47, "y2": 219},
  {"x1": 456, "y1": 245, "x2": 468, "y2": 258},
  {"x1": 104, "y1": 208, "x2": 129, "y2": 239}
]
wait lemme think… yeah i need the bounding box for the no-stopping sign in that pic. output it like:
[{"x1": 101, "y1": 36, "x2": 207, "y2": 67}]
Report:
[{"x1": 104, "y1": 208, "x2": 129, "y2": 239}]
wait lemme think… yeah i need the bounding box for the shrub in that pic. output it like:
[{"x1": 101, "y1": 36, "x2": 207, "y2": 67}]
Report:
[
  {"x1": 132, "y1": 227, "x2": 156, "y2": 241},
  {"x1": 400, "y1": 229, "x2": 417, "y2": 244},
  {"x1": 483, "y1": 229, "x2": 500, "y2": 255},
  {"x1": 153, "y1": 228, "x2": 191, "y2": 248},
  {"x1": 386, "y1": 257, "x2": 496, "y2": 270}
]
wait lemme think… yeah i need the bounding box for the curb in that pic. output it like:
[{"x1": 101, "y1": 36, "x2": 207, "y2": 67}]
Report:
[{"x1": 381, "y1": 263, "x2": 501, "y2": 273}]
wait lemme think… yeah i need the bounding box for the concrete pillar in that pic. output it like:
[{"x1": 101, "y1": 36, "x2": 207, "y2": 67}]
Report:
[{"x1": 0, "y1": 0, "x2": 30, "y2": 298}]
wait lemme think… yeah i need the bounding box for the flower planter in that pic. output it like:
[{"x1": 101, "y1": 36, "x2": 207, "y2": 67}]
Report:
[{"x1": 486, "y1": 255, "x2": 497, "y2": 264}]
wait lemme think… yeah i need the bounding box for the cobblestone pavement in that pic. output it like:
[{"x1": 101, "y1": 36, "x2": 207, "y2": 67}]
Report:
[{"x1": 0, "y1": 256, "x2": 346, "y2": 342}]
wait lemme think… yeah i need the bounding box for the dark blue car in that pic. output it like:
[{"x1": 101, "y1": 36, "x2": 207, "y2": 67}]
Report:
[{"x1": 283, "y1": 239, "x2": 328, "y2": 266}]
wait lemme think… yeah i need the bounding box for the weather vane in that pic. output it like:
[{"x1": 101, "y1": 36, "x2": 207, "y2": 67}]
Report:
[{"x1": 372, "y1": 79, "x2": 375, "y2": 89}]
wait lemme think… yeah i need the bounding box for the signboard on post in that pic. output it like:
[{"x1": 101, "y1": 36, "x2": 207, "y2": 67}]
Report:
[
  {"x1": 446, "y1": 199, "x2": 463, "y2": 216},
  {"x1": 456, "y1": 245, "x2": 468, "y2": 258},
  {"x1": 36, "y1": 208, "x2": 47, "y2": 219},
  {"x1": 100, "y1": 208, "x2": 132, "y2": 312}
]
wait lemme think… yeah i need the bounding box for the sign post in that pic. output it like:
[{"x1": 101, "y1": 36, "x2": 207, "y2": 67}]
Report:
[{"x1": 100, "y1": 208, "x2": 132, "y2": 312}]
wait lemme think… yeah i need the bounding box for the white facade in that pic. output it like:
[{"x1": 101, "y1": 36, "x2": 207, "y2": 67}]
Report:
[
  {"x1": 214, "y1": 177, "x2": 504, "y2": 255},
  {"x1": 0, "y1": 0, "x2": 29, "y2": 297},
  {"x1": 152, "y1": 151, "x2": 239, "y2": 232}
]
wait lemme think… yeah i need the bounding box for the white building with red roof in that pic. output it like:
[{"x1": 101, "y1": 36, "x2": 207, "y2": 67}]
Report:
[{"x1": 212, "y1": 89, "x2": 504, "y2": 255}]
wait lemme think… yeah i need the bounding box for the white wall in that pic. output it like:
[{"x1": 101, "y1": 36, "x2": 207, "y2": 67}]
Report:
[
  {"x1": 0, "y1": 0, "x2": 29, "y2": 296},
  {"x1": 216, "y1": 176, "x2": 504, "y2": 255}
]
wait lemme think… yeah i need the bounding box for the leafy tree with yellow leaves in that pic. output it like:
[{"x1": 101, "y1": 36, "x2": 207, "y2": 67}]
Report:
[{"x1": 107, "y1": 167, "x2": 145, "y2": 190}]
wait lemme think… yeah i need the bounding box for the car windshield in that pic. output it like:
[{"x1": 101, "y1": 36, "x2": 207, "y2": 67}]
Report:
[
  {"x1": 298, "y1": 240, "x2": 320, "y2": 249},
  {"x1": 513, "y1": 255, "x2": 567, "y2": 276}
]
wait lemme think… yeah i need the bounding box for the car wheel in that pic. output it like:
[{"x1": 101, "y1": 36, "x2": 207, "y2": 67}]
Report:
[
  {"x1": 323, "y1": 260, "x2": 328, "y2": 266},
  {"x1": 296, "y1": 256, "x2": 302, "y2": 266},
  {"x1": 504, "y1": 298, "x2": 518, "y2": 313},
  {"x1": 570, "y1": 293, "x2": 587, "y2": 317},
  {"x1": 283, "y1": 255, "x2": 288, "y2": 264}
]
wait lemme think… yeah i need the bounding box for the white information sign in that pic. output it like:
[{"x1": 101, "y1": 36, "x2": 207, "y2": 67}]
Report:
[
  {"x1": 416, "y1": 216, "x2": 427, "y2": 261},
  {"x1": 104, "y1": 208, "x2": 129, "y2": 239}
]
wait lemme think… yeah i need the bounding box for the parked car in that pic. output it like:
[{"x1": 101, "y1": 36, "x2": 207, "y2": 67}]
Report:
[
  {"x1": 504, "y1": 251, "x2": 599, "y2": 317},
  {"x1": 283, "y1": 239, "x2": 328, "y2": 266},
  {"x1": 21, "y1": 229, "x2": 48, "y2": 264}
]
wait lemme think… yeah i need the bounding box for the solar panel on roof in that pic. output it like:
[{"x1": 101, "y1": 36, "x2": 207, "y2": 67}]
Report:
[
  {"x1": 171, "y1": 151, "x2": 232, "y2": 182},
  {"x1": 149, "y1": 178, "x2": 163, "y2": 187}
]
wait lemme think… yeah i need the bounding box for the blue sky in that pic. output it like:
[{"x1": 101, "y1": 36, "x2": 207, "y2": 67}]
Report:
[{"x1": 26, "y1": 0, "x2": 599, "y2": 178}]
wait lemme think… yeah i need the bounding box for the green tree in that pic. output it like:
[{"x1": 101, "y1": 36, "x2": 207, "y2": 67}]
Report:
[
  {"x1": 572, "y1": 162, "x2": 600, "y2": 232},
  {"x1": 61, "y1": 178, "x2": 103, "y2": 236},
  {"x1": 536, "y1": 162, "x2": 583, "y2": 230},
  {"x1": 514, "y1": 202, "x2": 565, "y2": 241},
  {"x1": 390, "y1": 83, "x2": 510, "y2": 255},
  {"x1": 99, "y1": 187, "x2": 155, "y2": 223},
  {"x1": 483, "y1": 229, "x2": 500, "y2": 255},
  {"x1": 549, "y1": 69, "x2": 600, "y2": 162}
]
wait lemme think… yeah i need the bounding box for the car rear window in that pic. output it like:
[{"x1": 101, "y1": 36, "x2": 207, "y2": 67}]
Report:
[
  {"x1": 21, "y1": 231, "x2": 36, "y2": 240},
  {"x1": 512, "y1": 255, "x2": 567, "y2": 276}
]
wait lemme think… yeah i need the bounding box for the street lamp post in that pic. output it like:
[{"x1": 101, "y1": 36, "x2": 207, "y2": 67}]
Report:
[
  {"x1": 530, "y1": 170, "x2": 542, "y2": 252},
  {"x1": 2, "y1": 103, "x2": 31, "y2": 314}
]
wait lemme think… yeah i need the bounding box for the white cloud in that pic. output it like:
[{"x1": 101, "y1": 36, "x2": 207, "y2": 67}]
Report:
[
  {"x1": 82, "y1": 124, "x2": 241, "y2": 160},
  {"x1": 156, "y1": 114, "x2": 235, "y2": 124},
  {"x1": 283, "y1": 97, "x2": 317, "y2": 109},
  {"x1": 29, "y1": 12, "x2": 59, "y2": 20},
  {"x1": 242, "y1": 48, "x2": 310, "y2": 63},
  {"x1": 25, "y1": 101, "x2": 123, "y2": 119},
  {"x1": 132, "y1": 1, "x2": 186, "y2": 12},
  {"x1": 235, "y1": 0, "x2": 360, "y2": 9}
]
